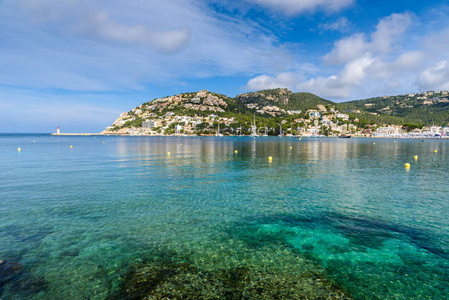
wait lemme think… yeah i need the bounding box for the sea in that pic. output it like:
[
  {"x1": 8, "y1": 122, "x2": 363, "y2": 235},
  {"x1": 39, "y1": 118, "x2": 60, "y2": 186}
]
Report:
[{"x1": 1, "y1": 133, "x2": 448, "y2": 299}]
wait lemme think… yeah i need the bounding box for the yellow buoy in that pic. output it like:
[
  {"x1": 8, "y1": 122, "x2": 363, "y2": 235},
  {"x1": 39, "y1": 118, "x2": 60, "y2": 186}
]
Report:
[
  {"x1": 268, "y1": 156, "x2": 272, "y2": 163},
  {"x1": 70, "y1": 145, "x2": 73, "y2": 148},
  {"x1": 434, "y1": 150, "x2": 437, "y2": 153},
  {"x1": 234, "y1": 150, "x2": 238, "y2": 154},
  {"x1": 414, "y1": 155, "x2": 418, "y2": 160},
  {"x1": 167, "y1": 152, "x2": 171, "y2": 156},
  {"x1": 103, "y1": 142, "x2": 105, "y2": 143},
  {"x1": 405, "y1": 163, "x2": 410, "y2": 168},
  {"x1": 394, "y1": 141, "x2": 396, "y2": 143},
  {"x1": 253, "y1": 141, "x2": 255, "y2": 143},
  {"x1": 33, "y1": 140, "x2": 35, "y2": 142},
  {"x1": 18, "y1": 148, "x2": 21, "y2": 152},
  {"x1": 373, "y1": 142, "x2": 375, "y2": 145},
  {"x1": 180, "y1": 143, "x2": 183, "y2": 145},
  {"x1": 290, "y1": 146, "x2": 292, "y2": 149}
]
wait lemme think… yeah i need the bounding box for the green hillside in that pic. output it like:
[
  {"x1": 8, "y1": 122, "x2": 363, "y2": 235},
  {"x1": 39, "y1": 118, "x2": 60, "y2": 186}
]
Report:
[
  {"x1": 236, "y1": 88, "x2": 334, "y2": 111},
  {"x1": 105, "y1": 88, "x2": 449, "y2": 135},
  {"x1": 338, "y1": 91, "x2": 449, "y2": 126}
]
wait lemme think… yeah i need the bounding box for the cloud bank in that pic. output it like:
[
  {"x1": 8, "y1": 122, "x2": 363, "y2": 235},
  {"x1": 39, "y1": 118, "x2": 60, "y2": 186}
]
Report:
[
  {"x1": 246, "y1": 11, "x2": 449, "y2": 100},
  {"x1": 0, "y1": 0, "x2": 293, "y2": 92}
]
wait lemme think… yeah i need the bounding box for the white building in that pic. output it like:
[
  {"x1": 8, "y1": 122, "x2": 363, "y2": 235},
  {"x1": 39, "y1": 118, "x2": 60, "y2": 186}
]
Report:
[
  {"x1": 142, "y1": 120, "x2": 161, "y2": 129},
  {"x1": 430, "y1": 126, "x2": 442, "y2": 135},
  {"x1": 175, "y1": 124, "x2": 183, "y2": 135},
  {"x1": 336, "y1": 113, "x2": 349, "y2": 120},
  {"x1": 309, "y1": 110, "x2": 320, "y2": 118}
]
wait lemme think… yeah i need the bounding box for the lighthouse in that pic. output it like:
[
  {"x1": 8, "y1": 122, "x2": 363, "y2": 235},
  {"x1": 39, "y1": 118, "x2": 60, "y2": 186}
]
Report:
[{"x1": 57, "y1": 127, "x2": 60, "y2": 135}]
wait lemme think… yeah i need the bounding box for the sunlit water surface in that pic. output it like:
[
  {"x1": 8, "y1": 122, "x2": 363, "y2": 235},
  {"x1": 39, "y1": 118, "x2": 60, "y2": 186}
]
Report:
[{"x1": 1, "y1": 134, "x2": 448, "y2": 299}]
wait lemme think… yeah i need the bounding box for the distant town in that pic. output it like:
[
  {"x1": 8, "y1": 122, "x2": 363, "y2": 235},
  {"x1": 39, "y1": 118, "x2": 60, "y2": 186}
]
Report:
[{"x1": 100, "y1": 89, "x2": 449, "y2": 138}]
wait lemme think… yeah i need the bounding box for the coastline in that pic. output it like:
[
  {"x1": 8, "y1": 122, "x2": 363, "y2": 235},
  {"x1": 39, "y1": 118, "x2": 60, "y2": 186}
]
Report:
[
  {"x1": 50, "y1": 132, "x2": 449, "y2": 139},
  {"x1": 50, "y1": 133, "x2": 127, "y2": 136}
]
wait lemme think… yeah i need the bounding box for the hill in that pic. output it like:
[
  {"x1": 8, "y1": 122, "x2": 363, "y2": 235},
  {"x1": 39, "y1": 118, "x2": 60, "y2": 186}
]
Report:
[
  {"x1": 102, "y1": 88, "x2": 449, "y2": 136},
  {"x1": 337, "y1": 91, "x2": 449, "y2": 127},
  {"x1": 104, "y1": 89, "x2": 337, "y2": 134},
  {"x1": 235, "y1": 88, "x2": 334, "y2": 111}
]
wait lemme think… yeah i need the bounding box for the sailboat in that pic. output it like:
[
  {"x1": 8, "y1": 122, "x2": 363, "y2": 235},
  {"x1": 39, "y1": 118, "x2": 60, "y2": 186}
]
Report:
[
  {"x1": 262, "y1": 126, "x2": 268, "y2": 137},
  {"x1": 216, "y1": 123, "x2": 223, "y2": 137},
  {"x1": 250, "y1": 115, "x2": 259, "y2": 137},
  {"x1": 278, "y1": 123, "x2": 283, "y2": 137}
]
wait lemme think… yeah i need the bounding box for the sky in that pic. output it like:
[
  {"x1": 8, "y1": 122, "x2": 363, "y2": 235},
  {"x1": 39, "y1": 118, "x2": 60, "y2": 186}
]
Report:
[{"x1": 1, "y1": 0, "x2": 449, "y2": 132}]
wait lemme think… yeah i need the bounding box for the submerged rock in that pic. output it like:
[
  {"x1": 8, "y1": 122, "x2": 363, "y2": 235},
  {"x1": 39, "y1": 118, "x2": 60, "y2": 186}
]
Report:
[
  {"x1": 111, "y1": 254, "x2": 351, "y2": 300},
  {"x1": 0, "y1": 259, "x2": 48, "y2": 298},
  {"x1": 0, "y1": 260, "x2": 22, "y2": 289}
]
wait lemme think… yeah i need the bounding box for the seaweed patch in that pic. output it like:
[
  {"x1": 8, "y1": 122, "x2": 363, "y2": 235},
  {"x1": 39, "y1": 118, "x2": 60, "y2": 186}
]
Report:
[
  {"x1": 110, "y1": 247, "x2": 351, "y2": 299},
  {"x1": 0, "y1": 259, "x2": 49, "y2": 298}
]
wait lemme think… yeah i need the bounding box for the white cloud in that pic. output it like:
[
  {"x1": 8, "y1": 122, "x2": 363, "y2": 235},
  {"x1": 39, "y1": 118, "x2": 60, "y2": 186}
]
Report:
[
  {"x1": 0, "y1": 0, "x2": 293, "y2": 91},
  {"x1": 246, "y1": 72, "x2": 298, "y2": 90},
  {"x1": 245, "y1": 11, "x2": 449, "y2": 100},
  {"x1": 324, "y1": 12, "x2": 413, "y2": 66},
  {"x1": 318, "y1": 17, "x2": 350, "y2": 32},
  {"x1": 419, "y1": 61, "x2": 449, "y2": 90},
  {"x1": 75, "y1": 12, "x2": 191, "y2": 53},
  {"x1": 247, "y1": 0, "x2": 354, "y2": 15},
  {"x1": 323, "y1": 33, "x2": 367, "y2": 65},
  {"x1": 246, "y1": 55, "x2": 374, "y2": 99},
  {"x1": 298, "y1": 54, "x2": 373, "y2": 98},
  {"x1": 12, "y1": 0, "x2": 191, "y2": 54},
  {"x1": 371, "y1": 13, "x2": 412, "y2": 53},
  {"x1": 14, "y1": 0, "x2": 82, "y2": 24},
  {"x1": 367, "y1": 51, "x2": 424, "y2": 79}
]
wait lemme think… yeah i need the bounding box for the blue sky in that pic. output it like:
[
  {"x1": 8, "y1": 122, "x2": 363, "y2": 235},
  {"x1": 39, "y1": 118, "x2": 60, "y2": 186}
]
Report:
[{"x1": 1, "y1": 0, "x2": 449, "y2": 132}]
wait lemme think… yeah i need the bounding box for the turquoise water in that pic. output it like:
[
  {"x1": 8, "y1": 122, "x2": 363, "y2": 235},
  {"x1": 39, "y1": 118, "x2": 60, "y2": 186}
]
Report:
[{"x1": 1, "y1": 134, "x2": 448, "y2": 299}]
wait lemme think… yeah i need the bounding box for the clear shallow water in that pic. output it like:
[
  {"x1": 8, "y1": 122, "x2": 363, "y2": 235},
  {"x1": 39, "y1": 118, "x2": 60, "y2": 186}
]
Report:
[{"x1": 1, "y1": 134, "x2": 448, "y2": 299}]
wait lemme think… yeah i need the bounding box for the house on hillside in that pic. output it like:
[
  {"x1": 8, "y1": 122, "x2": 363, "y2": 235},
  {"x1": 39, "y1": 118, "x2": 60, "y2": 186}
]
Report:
[{"x1": 307, "y1": 110, "x2": 320, "y2": 118}]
